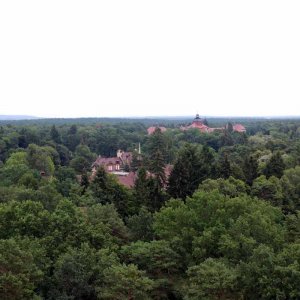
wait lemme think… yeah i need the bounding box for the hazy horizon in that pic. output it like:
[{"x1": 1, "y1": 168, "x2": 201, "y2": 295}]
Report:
[
  {"x1": 1, "y1": 1, "x2": 299, "y2": 118},
  {"x1": 1, "y1": 114, "x2": 300, "y2": 121}
]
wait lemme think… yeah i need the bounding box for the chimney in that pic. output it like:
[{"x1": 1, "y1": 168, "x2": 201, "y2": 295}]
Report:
[{"x1": 117, "y1": 149, "x2": 123, "y2": 158}]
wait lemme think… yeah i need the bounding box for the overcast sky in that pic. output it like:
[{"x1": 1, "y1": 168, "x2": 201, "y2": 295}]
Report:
[{"x1": 0, "y1": 1, "x2": 299, "y2": 118}]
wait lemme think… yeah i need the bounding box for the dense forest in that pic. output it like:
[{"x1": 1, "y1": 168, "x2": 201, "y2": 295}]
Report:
[{"x1": 0, "y1": 117, "x2": 300, "y2": 299}]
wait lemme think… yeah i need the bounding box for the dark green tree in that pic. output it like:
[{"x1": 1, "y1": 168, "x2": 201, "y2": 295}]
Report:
[
  {"x1": 0, "y1": 238, "x2": 47, "y2": 300},
  {"x1": 218, "y1": 154, "x2": 231, "y2": 179},
  {"x1": 50, "y1": 125, "x2": 61, "y2": 144},
  {"x1": 167, "y1": 144, "x2": 203, "y2": 199},
  {"x1": 89, "y1": 166, "x2": 132, "y2": 216},
  {"x1": 147, "y1": 127, "x2": 168, "y2": 163},
  {"x1": 263, "y1": 151, "x2": 285, "y2": 179},
  {"x1": 99, "y1": 264, "x2": 154, "y2": 300},
  {"x1": 126, "y1": 207, "x2": 154, "y2": 242},
  {"x1": 80, "y1": 172, "x2": 89, "y2": 194},
  {"x1": 133, "y1": 167, "x2": 151, "y2": 209},
  {"x1": 184, "y1": 258, "x2": 238, "y2": 300},
  {"x1": 243, "y1": 155, "x2": 258, "y2": 185},
  {"x1": 251, "y1": 175, "x2": 283, "y2": 207}
]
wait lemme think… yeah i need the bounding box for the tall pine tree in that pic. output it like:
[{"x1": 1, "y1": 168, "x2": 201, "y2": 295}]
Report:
[
  {"x1": 263, "y1": 151, "x2": 285, "y2": 179},
  {"x1": 243, "y1": 155, "x2": 258, "y2": 185},
  {"x1": 168, "y1": 144, "x2": 198, "y2": 199}
]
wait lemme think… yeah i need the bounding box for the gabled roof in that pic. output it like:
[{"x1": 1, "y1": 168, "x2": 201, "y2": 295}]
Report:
[
  {"x1": 233, "y1": 124, "x2": 246, "y2": 132},
  {"x1": 147, "y1": 126, "x2": 167, "y2": 135},
  {"x1": 93, "y1": 156, "x2": 121, "y2": 167},
  {"x1": 115, "y1": 172, "x2": 136, "y2": 188}
]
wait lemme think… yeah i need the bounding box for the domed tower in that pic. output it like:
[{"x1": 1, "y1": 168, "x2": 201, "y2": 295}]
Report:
[{"x1": 192, "y1": 114, "x2": 204, "y2": 125}]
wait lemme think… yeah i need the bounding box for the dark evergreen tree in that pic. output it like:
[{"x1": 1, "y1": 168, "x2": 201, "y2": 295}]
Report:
[
  {"x1": 65, "y1": 125, "x2": 80, "y2": 152},
  {"x1": 55, "y1": 144, "x2": 71, "y2": 166},
  {"x1": 147, "y1": 127, "x2": 167, "y2": 164},
  {"x1": 199, "y1": 145, "x2": 215, "y2": 179},
  {"x1": 50, "y1": 125, "x2": 61, "y2": 144},
  {"x1": 147, "y1": 176, "x2": 167, "y2": 212},
  {"x1": 218, "y1": 154, "x2": 231, "y2": 179},
  {"x1": 130, "y1": 150, "x2": 143, "y2": 172},
  {"x1": 148, "y1": 149, "x2": 166, "y2": 187},
  {"x1": 89, "y1": 166, "x2": 131, "y2": 216},
  {"x1": 263, "y1": 151, "x2": 285, "y2": 178},
  {"x1": 80, "y1": 172, "x2": 89, "y2": 194},
  {"x1": 133, "y1": 167, "x2": 151, "y2": 208},
  {"x1": 220, "y1": 130, "x2": 234, "y2": 147},
  {"x1": 243, "y1": 155, "x2": 258, "y2": 185},
  {"x1": 168, "y1": 144, "x2": 203, "y2": 199},
  {"x1": 126, "y1": 207, "x2": 154, "y2": 241},
  {"x1": 226, "y1": 122, "x2": 233, "y2": 133},
  {"x1": 68, "y1": 124, "x2": 78, "y2": 135},
  {"x1": 89, "y1": 166, "x2": 113, "y2": 204}
]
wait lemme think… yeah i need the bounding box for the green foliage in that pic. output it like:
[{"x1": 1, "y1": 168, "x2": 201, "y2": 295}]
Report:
[
  {"x1": 132, "y1": 168, "x2": 147, "y2": 204},
  {"x1": 168, "y1": 144, "x2": 214, "y2": 199},
  {"x1": 89, "y1": 166, "x2": 132, "y2": 216},
  {"x1": 121, "y1": 240, "x2": 182, "y2": 298},
  {"x1": 0, "y1": 238, "x2": 47, "y2": 300},
  {"x1": 238, "y1": 243, "x2": 300, "y2": 299},
  {"x1": 184, "y1": 258, "x2": 238, "y2": 300},
  {"x1": 50, "y1": 125, "x2": 61, "y2": 144},
  {"x1": 285, "y1": 211, "x2": 300, "y2": 243},
  {"x1": 243, "y1": 155, "x2": 258, "y2": 185},
  {"x1": 0, "y1": 118, "x2": 299, "y2": 299},
  {"x1": 86, "y1": 203, "x2": 128, "y2": 242},
  {"x1": 121, "y1": 240, "x2": 182, "y2": 276},
  {"x1": 49, "y1": 244, "x2": 119, "y2": 300},
  {"x1": 0, "y1": 151, "x2": 37, "y2": 186},
  {"x1": 263, "y1": 151, "x2": 285, "y2": 179},
  {"x1": 154, "y1": 191, "x2": 285, "y2": 265},
  {"x1": 218, "y1": 154, "x2": 232, "y2": 179},
  {"x1": 251, "y1": 175, "x2": 283, "y2": 206},
  {"x1": 99, "y1": 264, "x2": 154, "y2": 300},
  {"x1": 54, "y1": 166, "x2": 77, "y2": 197},
  {"x1": 199, "y1": 176, "x2": 249, "y2": 198},
  {"x1": 281, "y1": 166, "x2": 300, "y2": 211},
  {"x1": 0, "y1": 201, "x2": 51, "y2": 239},
  {"x1": 27, "y1": 144, "x2": 55, "y2": 176},
  {"x1": 126, "y1": 207, "x2": 154, "y2": 241}
]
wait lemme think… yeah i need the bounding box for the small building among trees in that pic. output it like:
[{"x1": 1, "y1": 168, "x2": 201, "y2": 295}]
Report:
[{"x1": 180, "y1": 114, "x2": 246, "y2": 133}]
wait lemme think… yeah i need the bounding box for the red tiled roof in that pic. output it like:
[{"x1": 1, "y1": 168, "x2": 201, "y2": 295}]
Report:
[
  {"x1": 147, "y1": 126, "x2": 167, "y2": 135},
  {"x1": 180, "y1": 116, "x2": 245, "y2": 134},
  {"x1": 93, "y1": 151, "x2": 133, "y2": 169},
  {"x1": 116, "y1": 172, "x2": 136, "y2": 188},
  {"x1": 207, "y1": 127, "x2": 224, "y2": 133},
  {"x1": 181, "y1": 122, "x2": 210, "y2": 133},
  {"x1": 94, "y1": 157, "x2": 121, "y2": 166},
  {"x1": 233, "y1": 124, "x2": 246, "y2": 132}
]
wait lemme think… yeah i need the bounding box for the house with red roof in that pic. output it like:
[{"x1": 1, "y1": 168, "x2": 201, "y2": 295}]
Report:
[
  {"x1": 147, "y1": 126, "x2": 167, "y2": 135},
  {"x1": 180, "y1": 114, "x2": 210, "y2": 133},
  {"x1": 233, "y1": 124, "x2": 246, "y2": 133},
  {"x1": 91, "y1": 150, "x2": 136, "y2": 187},
  {"x1": 91, "y1": 149, "x2": 173, "y2": 189},
  {"x1": 181, "y1": 114, "x2": 246, "y2": 133},
  {"x1": 92, "y1": 150, "x2": 132, "y2": 173}
]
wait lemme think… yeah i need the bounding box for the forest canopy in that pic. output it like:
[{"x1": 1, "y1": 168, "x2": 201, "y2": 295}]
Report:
[{"x1": 0, "y1": 117, "x2": 299, "y2": 299}]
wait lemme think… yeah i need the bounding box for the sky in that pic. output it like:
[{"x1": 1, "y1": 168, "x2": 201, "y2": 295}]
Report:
[{"x1": 0, "y1": 1, "x2": 300, "y2": 118}]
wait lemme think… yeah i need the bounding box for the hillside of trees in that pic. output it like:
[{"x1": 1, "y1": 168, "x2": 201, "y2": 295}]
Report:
[{"x1": 0, "y1": 117, "x2": 300, "y2": 299}]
